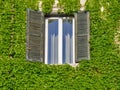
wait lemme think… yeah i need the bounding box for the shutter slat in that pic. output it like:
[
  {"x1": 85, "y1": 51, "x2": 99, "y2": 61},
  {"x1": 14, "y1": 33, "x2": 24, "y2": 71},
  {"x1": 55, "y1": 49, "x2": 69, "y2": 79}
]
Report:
[
  {"x1": 75, "y1": 11, "x2": 90, "y2": 62},
  {"x1": 26, "y1": 9, "x2": 44, "y2": 62}
]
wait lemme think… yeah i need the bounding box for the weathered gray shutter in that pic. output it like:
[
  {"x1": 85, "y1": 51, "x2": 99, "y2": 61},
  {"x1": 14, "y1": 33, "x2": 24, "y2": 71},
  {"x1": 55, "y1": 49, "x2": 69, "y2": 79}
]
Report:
[
  {"x1": 74, "y1": 11, "x2": 90, "y2": 62},
  {"x1": 26, "y1": 9, "x2": 44, "y2": 62}
]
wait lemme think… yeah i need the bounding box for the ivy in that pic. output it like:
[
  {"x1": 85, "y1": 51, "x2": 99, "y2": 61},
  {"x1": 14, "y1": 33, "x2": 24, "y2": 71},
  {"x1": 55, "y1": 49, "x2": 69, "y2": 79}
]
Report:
[
  {"x1": 0, "y1": 0, "x2": 120, "y2": 89},
  {"x1": 42, "y1": 0, "x2": 54, "y2": 14},
  {"x1": 59, "y1": 0, "x2": 80, "y2": 14}
]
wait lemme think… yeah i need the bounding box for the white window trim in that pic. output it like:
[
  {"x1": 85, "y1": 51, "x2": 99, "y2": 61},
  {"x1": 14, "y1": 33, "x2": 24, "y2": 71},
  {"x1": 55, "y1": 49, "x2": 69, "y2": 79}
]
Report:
[
  {"x1": 58, "y1": 18, "x2": 63, "y2": 64},
  {"x1": 73, "y1": 18, "x2": 75, "y2": 64},
  {"x1": 45, "y1": 19, "x2": 48, "y2": 64},
  {"x1": 45, "y1": 17, "x2": 75, "y2": 64}
]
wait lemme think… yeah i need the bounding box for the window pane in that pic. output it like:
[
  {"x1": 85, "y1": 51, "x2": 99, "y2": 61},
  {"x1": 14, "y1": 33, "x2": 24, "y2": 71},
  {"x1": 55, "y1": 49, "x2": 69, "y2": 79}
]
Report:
[
  {"x1": 48, "y1": 19, "x2": 58, "y2": 64},
  {"x1": 62, "y1": 18, "x2": 73, "y2": 64}
]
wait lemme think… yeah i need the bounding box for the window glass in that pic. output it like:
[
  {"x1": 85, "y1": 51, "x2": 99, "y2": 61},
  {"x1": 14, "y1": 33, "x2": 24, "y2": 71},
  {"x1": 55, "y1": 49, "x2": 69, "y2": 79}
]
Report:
[
  {"x1": 62, "y1": 18, "x2": 73, "y2": 64},
  {"x1": 46, "y1": 18, "x2": 74, "y2": 64},
  {"x1": 48, "y1": 19, "x2": 58, "y2": 64}
]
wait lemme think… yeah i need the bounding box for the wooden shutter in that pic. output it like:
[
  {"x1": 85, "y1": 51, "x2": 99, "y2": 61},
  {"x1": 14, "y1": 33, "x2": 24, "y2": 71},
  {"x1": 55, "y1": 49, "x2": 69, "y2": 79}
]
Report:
[
  {"x1": 74, "y1": 11, "x2": 90, "y2": 62},
  {"x1": 26, "y1": 9, "x2": 44, "y2": 62}
]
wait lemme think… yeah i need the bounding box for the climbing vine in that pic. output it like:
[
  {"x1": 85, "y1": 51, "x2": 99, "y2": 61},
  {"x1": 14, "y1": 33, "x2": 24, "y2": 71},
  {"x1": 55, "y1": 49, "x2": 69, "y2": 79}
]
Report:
[
  {"x1": 0, "y1": 0, "x2": 120, "y2": 89},
  {"x1": 41, "y1": 0, "x2": 80, "y2": 14},
  {"x1": 42, "y1": 0, "x2": 54, "y2": 13}
]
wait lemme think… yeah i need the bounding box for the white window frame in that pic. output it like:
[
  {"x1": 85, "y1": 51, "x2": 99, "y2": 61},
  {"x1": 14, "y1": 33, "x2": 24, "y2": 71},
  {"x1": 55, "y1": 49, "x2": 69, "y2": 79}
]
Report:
[{"x1": 45, "y1": 17, "x2": 75, "y2": 64}]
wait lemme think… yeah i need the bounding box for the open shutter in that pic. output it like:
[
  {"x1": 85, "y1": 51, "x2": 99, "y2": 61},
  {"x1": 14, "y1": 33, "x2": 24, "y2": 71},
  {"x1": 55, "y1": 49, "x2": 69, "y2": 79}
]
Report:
[
  {"x1": 26, "y1": 9, "x2": 44, "y2": 62},
  {"x1": 75, "y1": 11, "x2": 90, "y2": 62}
]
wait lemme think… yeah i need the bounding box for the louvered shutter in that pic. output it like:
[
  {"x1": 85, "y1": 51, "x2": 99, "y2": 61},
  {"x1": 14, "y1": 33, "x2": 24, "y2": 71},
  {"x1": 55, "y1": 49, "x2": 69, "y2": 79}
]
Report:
[
  {"x1": 74, "y1": 11, "x2": 90, "y2": 62},
  {"x1": 26, "y1": 9, "x2": 44, "y2": 62}
]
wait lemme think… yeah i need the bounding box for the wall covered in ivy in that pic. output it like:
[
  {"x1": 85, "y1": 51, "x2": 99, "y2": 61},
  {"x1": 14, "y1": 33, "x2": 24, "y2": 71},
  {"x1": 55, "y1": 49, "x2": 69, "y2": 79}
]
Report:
[{"x1": 0, "y1": 0, "x2": 120, "y2": 89}]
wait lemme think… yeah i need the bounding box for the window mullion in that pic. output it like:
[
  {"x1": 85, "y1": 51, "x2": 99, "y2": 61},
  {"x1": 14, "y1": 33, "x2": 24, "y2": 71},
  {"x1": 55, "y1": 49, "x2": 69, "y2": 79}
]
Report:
[{"x1": 58, "y1": 18, "x2": 63, "y2": 64}]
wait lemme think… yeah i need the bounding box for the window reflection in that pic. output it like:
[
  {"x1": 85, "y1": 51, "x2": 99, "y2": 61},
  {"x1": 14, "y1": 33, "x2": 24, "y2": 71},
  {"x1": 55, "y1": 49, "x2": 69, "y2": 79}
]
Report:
[
  {"x1": 48, "y1": 19, "x2": 58, "y2": 64},
  {"x1": 62, "y1": 19, "x2": 73, "y2": 64}
]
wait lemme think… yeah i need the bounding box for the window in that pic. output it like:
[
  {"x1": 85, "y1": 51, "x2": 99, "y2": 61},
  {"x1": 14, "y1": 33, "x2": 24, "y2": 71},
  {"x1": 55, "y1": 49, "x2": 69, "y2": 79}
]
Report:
[
  {"x1": 45, "y1": 17, "x2": 75, "y2": 64},
  {"x1": 26, "y1": 9, "x2": 90, "y2": 64}
]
